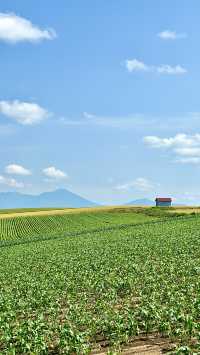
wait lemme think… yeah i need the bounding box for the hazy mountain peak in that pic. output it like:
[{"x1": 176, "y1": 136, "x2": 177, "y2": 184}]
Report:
[{"x1": 0, "y1": 189, "x2": 97, "y2": 209}]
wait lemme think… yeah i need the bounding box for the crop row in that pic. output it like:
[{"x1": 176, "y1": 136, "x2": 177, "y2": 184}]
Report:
[{"x1": 0, "y1": 210, "x2": 154, "y2": 241}]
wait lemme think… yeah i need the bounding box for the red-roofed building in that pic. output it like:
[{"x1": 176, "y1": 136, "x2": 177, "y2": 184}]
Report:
[{"x1": 155, "y1": 197, "x2": 172, "y2": 207}]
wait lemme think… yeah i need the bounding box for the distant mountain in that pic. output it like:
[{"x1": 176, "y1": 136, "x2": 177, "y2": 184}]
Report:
[
  {"x1": 126, "y1": 198, "x2": 154, "y2": 206},
  {"x1": 0, "y1": 189, "x2": 97, "y2": 209}
]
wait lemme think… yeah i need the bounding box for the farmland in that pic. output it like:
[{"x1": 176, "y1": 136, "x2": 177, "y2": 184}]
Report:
[
  {"x1": 0, "y1": 207, "x2": 200, "y2": 353},
  {"x1": 0, "y1": 208, "x2": 157, "y2": 242}
]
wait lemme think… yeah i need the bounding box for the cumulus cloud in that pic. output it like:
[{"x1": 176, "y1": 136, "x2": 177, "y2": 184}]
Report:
[
  {"x1": 0, "y1": 13, "x2": 56, "y2": 43},
  {"x1": 0, "y1": 175, "x2": 24, "y2": 188},
  {"x1": 5, "y1": 164, "x2": 31, "y2": 176},
  {"x1": 125, "y1": 58, "x2": 187, "y2": 75},
  {"x1": 0, "y1": 100, "x2": 50, "y2": 125},
  {"x1": 158, "y1": 30, "x2": 187, "y2": 40},
  {"x1": 144, "y1": 133, "x2": 200, "y2": 164},
  {"x1": 43, "y1": 166, "x2": 67, "y2": 179},
  {"x1": 157, "y1": 65, "x2": 187, "y2": 75},
  {"x1": 125, "y1": 59, "x2": 150, "y2": 72},
  {"x1": 116, "y1": 177, "x2": 154, "y2": 192},
  {"x1": 175, "y1": 147, "x2": 200, "y2": 157},
  {"x1": 144, "y1": 134, "x2": 200, "y2": 149}
]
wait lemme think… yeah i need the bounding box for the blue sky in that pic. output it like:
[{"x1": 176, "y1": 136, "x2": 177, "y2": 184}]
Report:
[{"x1": 0, "y1": 0, "x2": 200, "y2": 204}]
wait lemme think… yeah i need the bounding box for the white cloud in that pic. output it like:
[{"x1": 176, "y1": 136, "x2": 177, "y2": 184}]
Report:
[
  {"x1": 175, "y1": 147, "x2": 200, "y2": 157},
  {"x1": 0, "y1": 100, "x2": 50, "y2": 125},
  {"x1": 43, "y1": 166, "x2": 67, "y2": 179},
  {"x1": 0, "y1": 13, "x2": 56, "y2": 43},
  {"x1": 144, "y1": 133, "x2": 200, "y2": 164},
  {"x1": 144, "y1": 135, "x2": 174, "y2": 148},
  {"x1": 0, "y1": 175, "x2": 24, "y2": 188},
  {"x1": 158, "y1": 30, "x2": 187, "y2": 40},
  {"x1": 125, "y1": 58, "x2": 187, "y2": 75},
  {"x1": 144, "y1": 134, "x2": 200, "y2": 149},
  {"x1": 5, "y1": 164, "x2": 31, "y2": 176},
  {"x1": 157, "y1": 65, "x2": 187, "y2": 75},
  {"x1": 125, "y1": 59, "x2": 150, "y2": 72},
  {"x1": 116, "y1": 177, "x2": 154, "y2": 192}
]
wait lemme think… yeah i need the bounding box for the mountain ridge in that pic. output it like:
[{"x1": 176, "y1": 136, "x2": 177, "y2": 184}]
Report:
[{"x1": 0, "y1": 189, "x2": 97, "y2": 209}]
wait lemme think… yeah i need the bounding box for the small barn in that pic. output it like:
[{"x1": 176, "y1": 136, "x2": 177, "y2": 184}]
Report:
[{"x1": 155, "y1": 197, "x2": 172, "y2": 207}]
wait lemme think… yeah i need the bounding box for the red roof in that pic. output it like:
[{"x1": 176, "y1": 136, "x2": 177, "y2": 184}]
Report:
[{"x1": 155, "y1": 198, "x2": 172, "y2": 202}]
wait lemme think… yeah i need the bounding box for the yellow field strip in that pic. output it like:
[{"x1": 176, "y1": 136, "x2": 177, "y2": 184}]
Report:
[
  {"x1": 168, "y1": 208, "x2": 200, "y2": 214},
  {"x1": 0, "y1": 205, "x2": 199, "y2": 220},
  {"x1": 0, "y1": 205, "x2": 131, "y2": 219}
]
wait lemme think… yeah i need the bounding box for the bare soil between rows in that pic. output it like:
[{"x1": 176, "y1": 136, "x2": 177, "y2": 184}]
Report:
[{"x1": 92, "y1": 334, "x2": 176, "y2": 354}]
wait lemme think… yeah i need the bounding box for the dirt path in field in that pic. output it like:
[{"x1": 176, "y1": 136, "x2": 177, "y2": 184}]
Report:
[
  {"x1": 92, "y1": 334, "x2": 176, "y2": 354},
  {"x1": 96, "y1": 346, "x2": 161, "y2": 354}
]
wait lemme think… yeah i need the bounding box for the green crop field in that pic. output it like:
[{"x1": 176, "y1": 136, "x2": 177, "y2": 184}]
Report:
[
  {"x1": 0, "y1": 209, "x2": 157, "y2": 243},
  {"x1": 0, "y1": 208, "x2": 200, "y2": 353}
]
